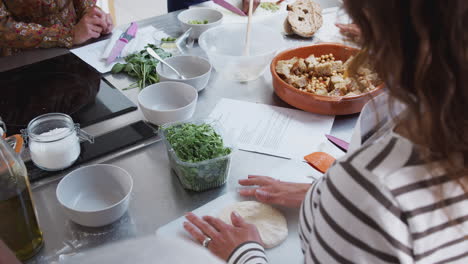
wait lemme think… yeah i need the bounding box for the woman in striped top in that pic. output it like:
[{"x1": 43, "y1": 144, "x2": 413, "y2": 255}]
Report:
[{"x1": 184, "y1": 0, "x2": 468, "y2": 263}]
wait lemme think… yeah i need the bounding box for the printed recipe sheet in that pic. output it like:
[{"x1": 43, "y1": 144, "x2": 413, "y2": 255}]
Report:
[{"x1": 209, "y1": 99, "x2": 335, "y2": 161}]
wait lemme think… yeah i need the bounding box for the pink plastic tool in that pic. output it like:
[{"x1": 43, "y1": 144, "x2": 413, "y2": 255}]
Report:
[
  {"x1": 107, "y1": 22, "x2": 139, "y2": 64},
  {"x1": 213, "y1": 0, "x2": 247, "y2": 16}
]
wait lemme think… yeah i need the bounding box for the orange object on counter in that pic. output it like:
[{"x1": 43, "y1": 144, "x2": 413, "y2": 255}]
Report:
[
  {"x1": 5, "y1": 134, "x2": 24, "y2": 154},
  {"x1": 0, "y1": 120, "x2": 23, "y2": 154},
  {"x1": 304, "y1": 152, "x2": 336, "y2": 173}
]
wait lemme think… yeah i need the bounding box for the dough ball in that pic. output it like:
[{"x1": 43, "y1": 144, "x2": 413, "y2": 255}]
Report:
[{"x1": 218, "y1": 201, "x2": 288, "y2": 248}]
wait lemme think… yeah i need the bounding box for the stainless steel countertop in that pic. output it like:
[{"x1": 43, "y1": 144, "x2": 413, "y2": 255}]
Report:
[{"x1": 0, "y1": 4, "x2": 356, "y2": 263}]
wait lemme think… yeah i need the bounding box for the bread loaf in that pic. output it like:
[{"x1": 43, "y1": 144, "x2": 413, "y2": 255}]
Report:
[{"x1": 284, "y1": 0, "x2": 323, "y2": 38}]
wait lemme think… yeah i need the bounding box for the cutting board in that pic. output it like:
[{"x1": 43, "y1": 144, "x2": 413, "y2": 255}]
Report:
[{"x1": 157, "y1": 192, "x2": 305, "y2": 264}]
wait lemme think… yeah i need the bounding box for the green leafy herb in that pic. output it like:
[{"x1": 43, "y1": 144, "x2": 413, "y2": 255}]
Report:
[
  {"x1": 163, "y1": 123, "x2": 232, "y2": 191},
  {"x1": 161, "y1": 37, "x2": 177, "y2": 42},
  {"x1": 165, "y1": 123, "x2": 231, "y2": 163},
  {"x1": 111, "y1": 44, "x2": 172, "y2": 90},
  {"x1": 188, "y1": 20, "x2": 209, "y2": 25},
  {"x1": 260, "y1": 2, "x2": 280, "y2": 12}
]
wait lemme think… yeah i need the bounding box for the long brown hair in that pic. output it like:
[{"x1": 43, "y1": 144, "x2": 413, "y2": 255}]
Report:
[{"x1": 344, "y1": 0, "x2": 468, "y2": 184}]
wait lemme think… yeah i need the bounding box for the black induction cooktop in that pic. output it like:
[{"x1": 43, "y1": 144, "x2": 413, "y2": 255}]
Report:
[{"x1": 0, "y1": 53, "x2": 137, "y2": 134}]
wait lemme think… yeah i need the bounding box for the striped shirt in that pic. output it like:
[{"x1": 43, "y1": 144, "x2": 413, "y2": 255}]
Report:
[{"x1": 228, "y1": 131, "x2": 468, "y2": 264}]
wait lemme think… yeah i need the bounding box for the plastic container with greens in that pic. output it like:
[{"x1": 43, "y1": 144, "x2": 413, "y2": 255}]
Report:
[{"x1": 161, "y1": 120, "x2": 233, "y2": 192}]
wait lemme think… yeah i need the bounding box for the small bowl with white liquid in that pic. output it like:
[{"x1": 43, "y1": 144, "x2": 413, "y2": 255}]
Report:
[
  {"x1": 56, "y1": 164, "x2": 133, "y2": 227},
  {"x1": 156, "y1": 55, "x2": 212, "y2": 91},
  {"x1": 138, "y1": 82, "x2": 198, "y2": 125}
]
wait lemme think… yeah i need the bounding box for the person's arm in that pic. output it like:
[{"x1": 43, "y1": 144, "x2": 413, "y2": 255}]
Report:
[
  {"x1": 335, "y1": 23, "x2": 361, "y2": 43},
  {"x1": 227, "y1": 242, "x2": 268, "y2": 264},
  {"x1": 184, "y1": 176, "x2": 311, "y2": 264},
  {"x1": 301, "y1": 157, "x2": 413, "y2": 263},
  {"x1": 184, "y1": 212, "x2": 268, "y2": 263},
  {"x1": 0, "y1": 2, "x2": 73, "y2": 49},
  {"x1": 242, "y1": 0, "x2": 261, "y2": 15},
  {"x1": 0, "y1": 240, "x2": 21, "y2": 264},
  {"x1": 222, "y1": 175, "x2": 313, "y2": 264},
  {"x1": 74, "y1": 0, "x2": 97, "y2": 18},
  {"x1": 238, "y1": 175, "x2": 312, "y2": 208},
  {"x1": 74, "y1": 1, "x2": 114, "y2": 35},
  {"x1": 0, "y1": 1, "x2": 111, "y2": 49}
]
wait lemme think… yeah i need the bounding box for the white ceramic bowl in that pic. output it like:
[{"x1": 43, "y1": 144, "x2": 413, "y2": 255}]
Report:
[
  {"x1": 199, "y1": 23, "x2": 284, "y2": 82},
  {"x1": 178, "y1": 8, "x2": 223, "y2": 39},
  {"x1": 56, "y1": 164, "x2": 133, "y2": 227},
  {"x1": 138, "y1": 82, "x2": 198, "y2": 125},
  {"x1": 156, "y1": 55, "x2": 212, "y2": 91}
]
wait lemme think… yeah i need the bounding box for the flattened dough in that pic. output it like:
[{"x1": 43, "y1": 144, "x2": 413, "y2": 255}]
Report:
[{"x1": 219, "y1": 201, "x2": 288, "y2": 248}]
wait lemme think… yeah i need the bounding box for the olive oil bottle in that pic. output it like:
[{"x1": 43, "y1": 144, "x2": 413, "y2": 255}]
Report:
[{"x1": 0, "y1": 138, "x2": 43, "y2": 261}]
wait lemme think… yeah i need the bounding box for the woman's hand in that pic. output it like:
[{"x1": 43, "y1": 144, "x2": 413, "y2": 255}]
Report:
[
  {"x1": 335, "y1": 23, "x2": 361, "y2": 40},
  {"x1": 86, "y1": 7, "x2": 114, "y2": 33},
  {"x1": 0, "y1": 240, "x2": 21, "y2": 264},
  {"x1": 72, "y1": 7, "x2": 113, "y2": 45},
  {"x1": 103, "y1": 13, "x2": 114, "y2": 34},
  {"x1": 242, "y1": 0, "x2": 261, "y2": 15},
  {"x1": 73, "y1": 7, "x2": 106, "y2": 45},
  {"x1": 239, "y1": 175, "x2": 312, "y2": 208},
  {"x1": 184, "y1": 212, "x2": 263, "y2": 261}
]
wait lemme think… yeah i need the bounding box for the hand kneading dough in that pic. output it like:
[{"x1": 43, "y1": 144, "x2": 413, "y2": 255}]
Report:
[{"x1": 218, "y1": 201, "x2": 288, "y2": 248}]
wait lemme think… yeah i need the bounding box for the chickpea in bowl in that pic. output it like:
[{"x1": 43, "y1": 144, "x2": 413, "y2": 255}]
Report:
[
  {"x1": 270, "y1": 43, "x2": 385, "y2": 115},
  {"x1": 275, "y1": 53, "x2": 381, "y2": 97}
]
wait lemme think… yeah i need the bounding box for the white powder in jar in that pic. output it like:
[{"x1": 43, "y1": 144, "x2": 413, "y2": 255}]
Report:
[{"x1": 29, "y1": 127, "x2": 81, "y2": 171}]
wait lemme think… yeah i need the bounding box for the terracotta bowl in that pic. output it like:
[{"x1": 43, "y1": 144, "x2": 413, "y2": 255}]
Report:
[{"x1": 270, "y1": 43, "x2": 385, "y2": 115}]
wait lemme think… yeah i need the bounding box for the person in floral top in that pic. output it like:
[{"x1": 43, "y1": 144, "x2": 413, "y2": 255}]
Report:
[{"x1": 0, "y1": 0, "x2": 113, "y2": 56}]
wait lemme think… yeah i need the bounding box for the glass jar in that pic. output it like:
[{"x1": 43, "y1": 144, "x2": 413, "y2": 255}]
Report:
[
  {"x1": 0, "y1": 137, "x2": 43, "y2": 261},
  {"x1": 23, "y1": 113, "x2": 93, "y2": 171}
]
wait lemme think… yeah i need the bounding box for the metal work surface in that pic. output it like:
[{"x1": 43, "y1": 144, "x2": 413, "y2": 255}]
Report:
[{"x1": 0, "y1": 4, "x2": 356, "y2": 263}]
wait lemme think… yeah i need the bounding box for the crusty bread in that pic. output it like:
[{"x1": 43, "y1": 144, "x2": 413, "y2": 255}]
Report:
[
  {"x1": 284, "y1": 0, "x2": 323, "y2": 38},
  {"x1": 284, "y1": 18, "x2": 294, "y2": 35}
]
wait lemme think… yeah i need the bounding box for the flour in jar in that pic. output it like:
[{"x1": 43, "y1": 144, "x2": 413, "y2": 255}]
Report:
[
  {"x1": 218, "y1": 201, "x2": 288, "y2": 248},
  {"x1": 29, "y1": 127, "x2": 80, "y2": 170}
]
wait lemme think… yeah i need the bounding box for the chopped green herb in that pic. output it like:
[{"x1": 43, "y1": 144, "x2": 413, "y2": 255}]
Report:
[
  {"x1": 165, "y1": 123, "x2": 231, "y2": 163},
  {"x1": 260, "y1": 2, "x2": 280, "y2": 12},
  {"x1": 111, "y1": 44, "x2": 172, "y2": 90},
  {"x1": 188, "y1": 20, "x2": 209, "y2": 25},
  {"x1": 161, "y1": 37, "x2": 177, "y2": 42},
  {"x1": 163, "y1": 123, "x2": 232, "y2": 191}
]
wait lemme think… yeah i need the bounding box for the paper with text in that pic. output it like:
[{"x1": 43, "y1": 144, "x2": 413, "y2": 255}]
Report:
[{"x1": 209, "y1": 99, "x2": 335, "y2": 160}]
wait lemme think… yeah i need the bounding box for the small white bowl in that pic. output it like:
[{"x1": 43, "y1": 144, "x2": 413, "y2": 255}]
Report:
[
  {"x1": 178, "y1": 8, "x2": 223, "y2": 39},
  {"x1": 138, "y1": 82, "x2": 198, "y2": 125},
  {"x1": 156, "y1": 55, "x2": 212, "y2": 91},
  {"x1": 56, "y1": 164, "x2": 133, "y2": 227}
]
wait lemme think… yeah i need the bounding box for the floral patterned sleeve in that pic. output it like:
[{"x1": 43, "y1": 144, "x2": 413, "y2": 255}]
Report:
[
  {"x1": 73, "y1": 0, "x2": 96, "y2": 18},
  {"x1": 0, "y1": 2, "x2": 73, "y2": 49}
]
